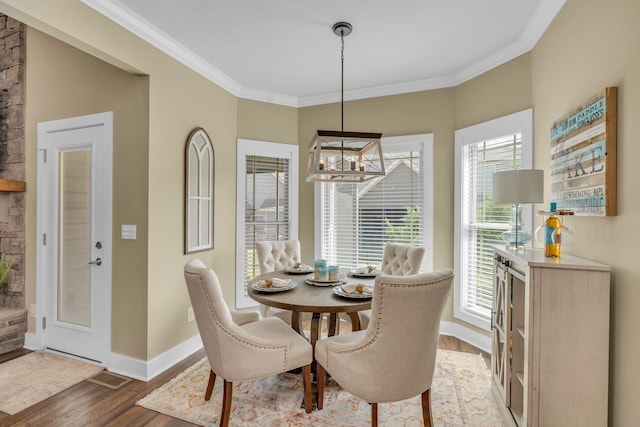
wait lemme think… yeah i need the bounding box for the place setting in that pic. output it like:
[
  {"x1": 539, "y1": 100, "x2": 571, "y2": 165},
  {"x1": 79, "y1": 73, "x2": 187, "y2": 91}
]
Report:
[
  {"x1": 251, "y1": 277, "x2": 297, "y2": 293},
  {"x1": 333, "y1": 283, "x2": 373, "y2": 300},
  {"x1": 283, "y1": 262, "x2": 314, "y2": 274},
  {"x1": 347, "y1": 265, "x2": 381, "y2": 278}
]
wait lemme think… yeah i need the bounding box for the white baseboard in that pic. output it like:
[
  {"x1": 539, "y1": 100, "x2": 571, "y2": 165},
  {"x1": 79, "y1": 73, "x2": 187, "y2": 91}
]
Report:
[
  {"x1": 108, "y1": 334, "x2": 203, "y2": 381},
  {"x1": 439, "y1": 320, "x2": 492, "y2": 354},
  {"x1": 23, "y1": 332, "x2": 42, "y2": 350},
  {"x1": 24, "y1": 331, "x2": 203, "y2": 382}
]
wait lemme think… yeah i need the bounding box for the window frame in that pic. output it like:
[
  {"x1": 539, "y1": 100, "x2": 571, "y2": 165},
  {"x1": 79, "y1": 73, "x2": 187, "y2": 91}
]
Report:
[
  {"x1": 235, "y1": 139, "x2": 299, "y2": 309},
  {"x1": 453, "y1": 109, "x2": 533, "y2": 330},
  {"x1": 314, "y1": 134, "x2": 434, "y2": 273}
]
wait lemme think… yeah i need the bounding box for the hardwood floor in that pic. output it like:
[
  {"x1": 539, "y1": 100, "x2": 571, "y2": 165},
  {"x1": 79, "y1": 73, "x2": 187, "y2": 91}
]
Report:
[{"x1": 0, "y1": 335, "x2": 489, "y2": 426}]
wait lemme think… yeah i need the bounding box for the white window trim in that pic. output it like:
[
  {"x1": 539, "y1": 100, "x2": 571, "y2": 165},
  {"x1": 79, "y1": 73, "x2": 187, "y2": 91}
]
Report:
[
  {"x1": 235, "y1": 139, "x2": 299, "y2": 309},
  {"x1": 453, "y1": 108, "x2": 533, "y2": 330},
  {"x1": 314, "y1": 133, "x2": 434, "y2": 274}
]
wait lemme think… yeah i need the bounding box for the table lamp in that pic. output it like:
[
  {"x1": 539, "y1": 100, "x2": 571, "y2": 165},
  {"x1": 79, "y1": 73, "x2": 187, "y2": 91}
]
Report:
[{"x1": 492, "y1": 169, "x2": 544, "y2": 247}]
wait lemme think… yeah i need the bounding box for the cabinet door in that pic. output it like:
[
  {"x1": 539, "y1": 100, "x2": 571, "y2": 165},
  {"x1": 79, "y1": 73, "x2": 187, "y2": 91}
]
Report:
[{"x1": 491, "y1": 260, "x2": 511, "y2": 405}]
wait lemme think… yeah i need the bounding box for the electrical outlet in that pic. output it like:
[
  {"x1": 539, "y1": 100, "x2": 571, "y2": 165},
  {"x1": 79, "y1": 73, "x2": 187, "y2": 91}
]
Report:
[{"x1": 187, "y1": 307, "x2": 195, "y2": 323}]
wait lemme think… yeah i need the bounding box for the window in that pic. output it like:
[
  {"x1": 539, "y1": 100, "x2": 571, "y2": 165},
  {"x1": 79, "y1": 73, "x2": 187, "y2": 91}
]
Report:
[
  {"x1": 454, "y1": 109, "x2": 533, "y2": 330},
  {"x1": 315, "y1": 134, "x2": 433, "y2": 272},
  {"x1": 236, "y1": 139, "x2": 298, "y2": 308}
]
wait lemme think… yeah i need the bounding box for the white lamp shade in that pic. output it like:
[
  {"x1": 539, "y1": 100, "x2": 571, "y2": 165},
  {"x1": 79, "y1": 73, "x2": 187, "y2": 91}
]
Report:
[{"x1": 493, "y1": 169, "x2": 544, "y2": 204}]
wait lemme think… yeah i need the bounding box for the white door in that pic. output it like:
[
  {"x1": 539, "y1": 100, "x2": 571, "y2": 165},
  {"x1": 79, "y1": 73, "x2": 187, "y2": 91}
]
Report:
[{"x1": 37, "y1": 112, "x2": 113, "y2": 363}]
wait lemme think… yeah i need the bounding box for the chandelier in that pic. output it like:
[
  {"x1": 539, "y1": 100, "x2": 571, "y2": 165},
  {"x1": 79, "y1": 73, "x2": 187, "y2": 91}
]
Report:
[{"x1": 305, "y1": 22, "x2": 385, "y2": 183}]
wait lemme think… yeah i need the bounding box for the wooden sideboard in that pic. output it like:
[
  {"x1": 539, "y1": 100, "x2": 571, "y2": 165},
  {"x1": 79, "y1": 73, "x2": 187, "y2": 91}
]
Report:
[{"x1": 491, "y1": 246, "x2": 610, "y2": 427}]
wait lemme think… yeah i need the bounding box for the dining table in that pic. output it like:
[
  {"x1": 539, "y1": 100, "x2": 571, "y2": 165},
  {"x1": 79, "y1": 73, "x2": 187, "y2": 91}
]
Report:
[{"x1": 247, "y1": 268, "x2": 375, "y2": 349}]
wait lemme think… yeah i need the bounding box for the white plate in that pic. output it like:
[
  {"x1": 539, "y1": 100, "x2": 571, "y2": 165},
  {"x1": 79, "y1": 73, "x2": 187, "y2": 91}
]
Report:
[
  {"x1": 348, "y1": 269, "x2": 381, "y2": 278},
  {"x1": 284, "y1": 265, "x2": 314, "y2": 274},
  {"x1": 304, "y1": 273, "x2": 345, "y2": 284},
  {"x1": 304, "y1": 278, "x2": 345, "y2": 287},
  {"x1": 333, "y1": 285, "x2": 373, "y2": 299},
  {"x1": 251, "y1": 279, "x2": 297, "y2": 293}
]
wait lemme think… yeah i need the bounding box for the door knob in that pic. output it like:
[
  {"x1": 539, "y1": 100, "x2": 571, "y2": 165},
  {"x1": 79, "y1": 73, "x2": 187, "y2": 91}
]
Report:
[{"x1": 86, "y1": 257, "x2": 102, "y2": 266}]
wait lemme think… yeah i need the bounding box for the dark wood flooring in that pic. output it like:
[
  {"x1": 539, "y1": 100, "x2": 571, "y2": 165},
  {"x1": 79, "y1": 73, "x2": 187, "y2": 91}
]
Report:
[{"x1": 0, "y1": 335, "x2": 489, "y2": 426}]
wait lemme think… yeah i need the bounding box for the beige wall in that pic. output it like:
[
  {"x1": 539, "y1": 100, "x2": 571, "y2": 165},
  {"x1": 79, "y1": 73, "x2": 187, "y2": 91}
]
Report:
[
  {"x1": 25, "y1": 28, "x2": 150, "y2": 358},
  {"x1": 531, "y1": 1, "x2": 639, "y2": 424},
  {"x1": 237, "y1": 98, "x2": 298, "y2": 144}
]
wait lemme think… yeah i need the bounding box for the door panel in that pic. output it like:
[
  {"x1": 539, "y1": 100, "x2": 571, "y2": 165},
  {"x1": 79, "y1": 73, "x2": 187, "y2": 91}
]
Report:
[{"x1": 37, "y1": 112, "x2": 113, "y2": 363}]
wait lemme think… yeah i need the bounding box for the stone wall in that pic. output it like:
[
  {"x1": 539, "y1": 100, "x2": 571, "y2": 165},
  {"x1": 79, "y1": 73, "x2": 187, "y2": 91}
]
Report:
[{"x1": 0, "y1": 14, "x2": 27, "y2": 353}]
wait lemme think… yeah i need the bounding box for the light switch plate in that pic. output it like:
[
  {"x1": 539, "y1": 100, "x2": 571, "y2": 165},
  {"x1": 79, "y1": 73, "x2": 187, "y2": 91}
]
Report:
[{"x1": 121, "y1": 224, "x2": 137, "y2": 240}]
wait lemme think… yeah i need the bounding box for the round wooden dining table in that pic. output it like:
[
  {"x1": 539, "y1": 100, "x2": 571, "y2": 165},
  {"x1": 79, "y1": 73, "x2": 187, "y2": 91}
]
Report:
[{"x1": 247, "y1": 269, "x2": 374, "y2": 348}]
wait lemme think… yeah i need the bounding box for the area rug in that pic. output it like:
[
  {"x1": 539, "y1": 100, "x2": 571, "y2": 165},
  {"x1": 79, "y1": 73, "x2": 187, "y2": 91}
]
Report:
[
  {"x1": 0, "y1": 351, "x2": 105, "y2": 415},
  {"x1": 137, "y1": 349, "x2": 507, "y2": 426}
]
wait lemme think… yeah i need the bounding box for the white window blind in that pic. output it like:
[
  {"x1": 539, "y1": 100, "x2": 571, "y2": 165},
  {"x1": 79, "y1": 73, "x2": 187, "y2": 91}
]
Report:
[
  {"x1": 236, "y1": 140, "x2": 298, "y2": 309},
  {"x1": 460, "y1": 135, "x2": 522, "y2": 315},
  {"x1": 454, "y1": 109, "x2": 533, "y2": 330},
  {"x1": 317, "y1": 136, "x2": 432, "y2": 270}
]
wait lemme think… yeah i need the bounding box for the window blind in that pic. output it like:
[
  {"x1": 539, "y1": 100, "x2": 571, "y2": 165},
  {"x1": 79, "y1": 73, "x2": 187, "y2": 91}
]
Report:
[
  {"x1": 319, "y1": 149, "x2": 423, "y2": 268},
  {"x1": 461, "y1": 133, "x2": 522, "y2": 315},
  {"x1": 242, "y1": 155, "x2": 290, "y2": 286}
]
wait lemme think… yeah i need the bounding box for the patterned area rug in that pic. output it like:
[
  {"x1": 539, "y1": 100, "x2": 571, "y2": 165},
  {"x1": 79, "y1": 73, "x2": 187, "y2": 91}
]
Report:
[
  {"x1": 0, "y1": 351, "x2": 104, "y2": 415},
  {"x1": 138, "y1": 349, "x2": 506, "y2": 426}
]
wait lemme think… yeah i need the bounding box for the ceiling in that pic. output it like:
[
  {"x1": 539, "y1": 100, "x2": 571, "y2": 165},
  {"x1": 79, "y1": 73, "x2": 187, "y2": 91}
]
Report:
[{"x1": 82, "y1": 0, "x2": 566, "y2": 107}]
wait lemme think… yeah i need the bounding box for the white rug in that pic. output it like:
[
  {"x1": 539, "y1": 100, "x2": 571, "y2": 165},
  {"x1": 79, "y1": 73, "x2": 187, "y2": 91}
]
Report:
[
  {"x1": 138, "y1": 349, "x2": 507, "y2": 426},
  {"x1": 0, "y1": 351, "x2": 104, "y2": 415}
]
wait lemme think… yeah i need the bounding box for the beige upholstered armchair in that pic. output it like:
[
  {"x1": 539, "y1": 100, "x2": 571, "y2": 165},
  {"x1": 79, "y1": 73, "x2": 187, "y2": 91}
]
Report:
[
  {"x1": 354, "y1": 243, "x2": 426, "y2": 329},
  {"x1": 315, "y1": 269, "x2": 453, "y2": 427},
  {"x1": 184, "y1": 259, "x2": 313, "y2": 426},
  {"x1": 255, "y1": 239, "x2": 302, "y2": 323}
]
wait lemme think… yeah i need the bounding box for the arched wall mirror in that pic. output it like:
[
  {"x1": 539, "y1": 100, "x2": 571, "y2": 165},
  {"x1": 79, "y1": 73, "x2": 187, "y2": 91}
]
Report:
[{"x1": 185, "y1": 127, "x2": 214, "y2": 253}]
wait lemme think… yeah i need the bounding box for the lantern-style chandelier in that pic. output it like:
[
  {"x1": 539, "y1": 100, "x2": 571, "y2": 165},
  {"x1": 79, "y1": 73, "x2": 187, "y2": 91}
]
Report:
[{"x1": 306, "y1": 22, "x2": 385, "y2": 183}]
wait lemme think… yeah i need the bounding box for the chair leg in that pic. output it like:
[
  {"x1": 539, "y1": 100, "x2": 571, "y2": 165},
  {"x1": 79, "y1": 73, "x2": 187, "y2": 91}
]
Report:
[
  {"x1": 371, "y1": 402, "x2": 378, "y2": 427},
  {"x1": 204, "y1": 369, "x2": 216, "y2": 401},
  {"x1": 220, "y1": 379, "x2": 233, "y2": 427},
  {"x1": 422, "y1": 388, "x2": 433, "y2": 427},
  {"x1": 302, "y1": 364, "x2": 312, "y2": 413},
  {"x1": 316, "y1": 363, "x2": 325, "y2": 410}
]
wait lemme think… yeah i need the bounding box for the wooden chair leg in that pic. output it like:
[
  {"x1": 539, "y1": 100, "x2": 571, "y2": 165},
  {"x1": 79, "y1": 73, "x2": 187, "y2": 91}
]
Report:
[
  {"x1": 204, "y1": 369, "x2": 216, "y2": 401},
  {"x1": 220, "y1": 380, "x2": 233, "y2": 427},
  {"x1": 302, "y1": 364, "x2": 312, "y2": 413},
  {"x1": 422, "y1": 388, "x2": 433, "y2": 427},
  {"x1": 316, "y1": 363, "x2": 325, "y2": 410},
  {"x1": 371, "y1": 402, "x2": 378, "y2": 427}
]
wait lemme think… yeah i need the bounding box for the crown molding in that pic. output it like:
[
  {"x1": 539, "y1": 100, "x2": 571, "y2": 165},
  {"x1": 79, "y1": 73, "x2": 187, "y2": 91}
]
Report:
[{"x1": 82, "y1": 0, "x2": 566, "y2": 108}]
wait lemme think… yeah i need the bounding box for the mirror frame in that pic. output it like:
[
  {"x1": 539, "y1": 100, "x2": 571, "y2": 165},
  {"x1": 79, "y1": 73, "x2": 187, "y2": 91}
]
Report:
[{"x1": 184, "y1": 127, "x2": 215, "y2": 254}]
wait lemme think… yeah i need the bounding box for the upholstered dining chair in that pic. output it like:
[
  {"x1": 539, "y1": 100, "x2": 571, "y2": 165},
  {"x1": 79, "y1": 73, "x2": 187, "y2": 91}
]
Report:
[
  {"x1": 255, "y1": 239, "x2": 302, "y2": 323},
  {"x1": 315, "y1": 269, "x2": 453, "y2": 427},
  {"x1": 184, "y1": 259, "x2": 313, "y2": 426},
  {"x1": 353, "y1": 243, "x2": 426, "y2": 330}
]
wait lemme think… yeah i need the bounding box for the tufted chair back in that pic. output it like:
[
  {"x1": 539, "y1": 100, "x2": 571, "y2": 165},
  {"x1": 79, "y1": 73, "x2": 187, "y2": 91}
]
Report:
[
  {"x1": 256, "y1": 240, "x2": 301, "y2": 274},
  {"x1": 380, "y1": 243, "x2": 425, "y2": 275},
  {"x1": 315, "y1": 269, "x2": 454, "y2": 426}
]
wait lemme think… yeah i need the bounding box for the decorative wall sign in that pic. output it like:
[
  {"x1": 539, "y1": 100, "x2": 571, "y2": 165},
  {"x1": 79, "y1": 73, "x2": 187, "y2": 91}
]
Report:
[
  {"x1": 550, "y1": 87, "x2": 617, "y2": 216},
  {"x1": 185, "y1": 128, "x2": 215, "y2": 253}
]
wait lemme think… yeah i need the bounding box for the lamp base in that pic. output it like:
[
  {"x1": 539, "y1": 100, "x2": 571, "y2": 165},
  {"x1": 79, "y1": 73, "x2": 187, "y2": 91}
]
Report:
[
  {"x1": 502, "y1": 204, "x2": 531, "y2": 247},
  {"x1": 502, "y1": 230, "x2": 532, "y2": 247}
]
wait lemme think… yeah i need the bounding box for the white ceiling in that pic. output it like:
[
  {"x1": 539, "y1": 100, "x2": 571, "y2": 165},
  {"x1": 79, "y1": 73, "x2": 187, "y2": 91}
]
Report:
[{"x1": 82, "y1": 0, "x2": 566, "y2": 107}]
